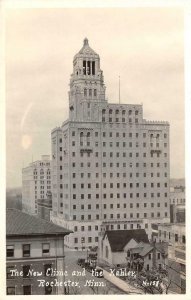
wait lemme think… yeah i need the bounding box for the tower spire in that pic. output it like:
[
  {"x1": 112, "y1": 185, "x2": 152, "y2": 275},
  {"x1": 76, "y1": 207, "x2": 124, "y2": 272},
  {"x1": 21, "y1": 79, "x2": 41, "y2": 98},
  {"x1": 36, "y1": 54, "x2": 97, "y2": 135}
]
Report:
[{"x1": 83, "y1": 37, "x2": 89, "y2": 46}]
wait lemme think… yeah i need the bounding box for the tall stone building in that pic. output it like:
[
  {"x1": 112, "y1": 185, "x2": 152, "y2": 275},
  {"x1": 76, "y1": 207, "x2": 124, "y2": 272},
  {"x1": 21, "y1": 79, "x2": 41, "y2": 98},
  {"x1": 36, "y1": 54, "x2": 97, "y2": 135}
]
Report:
[
  {"x1": 22, "y1": 155, "x2": 51, "y2": 215},
  {"x1": 51, "y1": 38, "x2": 170, "y2": 249}
]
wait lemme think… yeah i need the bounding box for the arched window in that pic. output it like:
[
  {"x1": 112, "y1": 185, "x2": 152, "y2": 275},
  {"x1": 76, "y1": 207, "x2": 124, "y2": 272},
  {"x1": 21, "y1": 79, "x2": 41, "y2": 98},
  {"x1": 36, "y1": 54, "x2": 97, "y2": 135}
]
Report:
[
  {"x1": 115, "y1": 109, "x2": 119, "y2": 115},
  {"x1": 129, "y1": 110, "x2": 132, "y2": 115},
  {"x1": 109, "y1": 109, "x2": 112, "y2": 114},
  {"x1": 84, "y1": 88, "x2": 87, "y2": 97},
  {"x1": 122, "y1": 110, "x2": 126, "y2": 115},
  {"x1": 40, "y1": 169, "x2": 44, "y2": 175}
]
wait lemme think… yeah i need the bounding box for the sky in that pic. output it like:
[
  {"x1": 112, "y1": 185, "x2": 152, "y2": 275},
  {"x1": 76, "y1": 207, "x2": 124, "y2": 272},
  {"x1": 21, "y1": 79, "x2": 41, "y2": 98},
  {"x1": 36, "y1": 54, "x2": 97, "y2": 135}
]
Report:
[{"x1": 5, "y1": 8, "x2": 184, "y2": 188}]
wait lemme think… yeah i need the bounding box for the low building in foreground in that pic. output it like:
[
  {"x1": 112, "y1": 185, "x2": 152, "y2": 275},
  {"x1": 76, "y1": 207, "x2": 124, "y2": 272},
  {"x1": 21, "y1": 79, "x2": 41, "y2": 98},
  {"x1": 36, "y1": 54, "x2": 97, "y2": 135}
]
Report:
[
  {"x1": 6, "y1": 209, "x2": 72, "y2": 295},
  {"x1": 126, "y1": 241, "x2": 168, "y2": 272},
  {"x1": 151, "y1": 223, "x2": 185, "y2": 293},
  {"x1": 99, "y1": 229, "x2": 149, "y2": 267}
]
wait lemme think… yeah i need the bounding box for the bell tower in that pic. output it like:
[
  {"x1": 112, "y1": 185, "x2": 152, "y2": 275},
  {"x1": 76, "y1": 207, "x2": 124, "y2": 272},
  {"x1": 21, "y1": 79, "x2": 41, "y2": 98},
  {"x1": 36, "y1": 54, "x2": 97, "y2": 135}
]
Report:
[{"x1": 69, "y1": 38, "x2": 107, "y2": 122}]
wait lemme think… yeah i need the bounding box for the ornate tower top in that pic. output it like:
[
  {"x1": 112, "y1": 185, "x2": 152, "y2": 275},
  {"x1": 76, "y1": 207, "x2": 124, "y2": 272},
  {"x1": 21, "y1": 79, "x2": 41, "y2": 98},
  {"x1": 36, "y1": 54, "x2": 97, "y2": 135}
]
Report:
[
  {"x1": 73, "y1": 38, "x2": 99, "y2": 61},
  {"x1": 69, "y1": 39, "x2": 107, "y2": 122}
]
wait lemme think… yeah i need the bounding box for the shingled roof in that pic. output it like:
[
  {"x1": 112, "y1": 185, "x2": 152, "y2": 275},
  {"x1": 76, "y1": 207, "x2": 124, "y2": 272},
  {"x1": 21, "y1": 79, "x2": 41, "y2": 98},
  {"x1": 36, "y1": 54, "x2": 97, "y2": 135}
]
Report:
[
  {"x1": 6, "y1": 209, "x2": 72, "y2": 237},
  {"x1": 104, "y1": 229, "x2": 149, "y2": 252}
]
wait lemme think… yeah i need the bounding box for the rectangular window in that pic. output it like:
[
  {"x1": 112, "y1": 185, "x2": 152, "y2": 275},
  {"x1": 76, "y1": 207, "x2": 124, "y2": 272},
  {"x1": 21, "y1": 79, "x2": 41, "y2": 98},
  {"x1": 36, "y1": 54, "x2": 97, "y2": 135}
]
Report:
[
  {"x1": 23, "y1": 285, "x2": 31, "y2": 295},
  {"x1": 7, "y1": 287, "x2": 15, "y2": 295},
  {"x1": 23, "y1": 244, "x2": 30, "y2": 257},
  {"x1": 7, "y1": 266, "x2": 15, "y2": 279},
  {"x1": 42, "y1": 243, "x2": 50, "y2": 256},
  {"x1": 6, "y1": 245, "x2": 14, "y2": 257},
  {"x1": 23, "y1": 265, "x2": 30, "y2": 278}
]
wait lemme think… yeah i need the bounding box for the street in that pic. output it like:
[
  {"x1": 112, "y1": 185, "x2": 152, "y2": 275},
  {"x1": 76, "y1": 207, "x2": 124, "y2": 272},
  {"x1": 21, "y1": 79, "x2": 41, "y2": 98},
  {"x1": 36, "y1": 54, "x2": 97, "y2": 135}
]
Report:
[{"x1": 64, "y1": 249, "x2": 126, "y2": 295}]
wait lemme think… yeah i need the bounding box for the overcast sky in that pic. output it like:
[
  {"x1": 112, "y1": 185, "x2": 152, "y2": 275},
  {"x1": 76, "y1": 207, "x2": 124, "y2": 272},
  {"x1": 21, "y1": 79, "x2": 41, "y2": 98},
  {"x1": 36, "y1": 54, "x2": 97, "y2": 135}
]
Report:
[{"x1": 6, "y1": 8, "x2": 184, "y2": 188}]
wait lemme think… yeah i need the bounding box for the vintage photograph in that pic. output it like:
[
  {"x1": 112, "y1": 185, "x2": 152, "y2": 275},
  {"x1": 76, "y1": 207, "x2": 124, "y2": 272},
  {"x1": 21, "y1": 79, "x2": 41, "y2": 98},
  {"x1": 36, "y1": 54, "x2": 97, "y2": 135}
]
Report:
[{"x1": 5, "y1": 6, "x2": 185, "y2": 295}]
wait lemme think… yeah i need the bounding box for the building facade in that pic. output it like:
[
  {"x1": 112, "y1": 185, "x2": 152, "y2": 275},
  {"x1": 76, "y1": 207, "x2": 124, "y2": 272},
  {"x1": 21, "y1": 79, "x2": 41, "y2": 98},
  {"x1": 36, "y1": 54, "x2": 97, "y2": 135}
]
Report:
[
  {"x1": 37, "y1": 194, "x2": 52, "y2": 221},
  {"x1": 51, "y1": 38, "x2": 170, "y2": 249},
  {"x1": 6, "y1": 209, "x2": 71, "y2": 295},
  {"x1": 155, "y1": 223, "x2": 186, "y2": 293},
  {"x1": 22, "y1": 155, "x2": 51, "y2": 215}
]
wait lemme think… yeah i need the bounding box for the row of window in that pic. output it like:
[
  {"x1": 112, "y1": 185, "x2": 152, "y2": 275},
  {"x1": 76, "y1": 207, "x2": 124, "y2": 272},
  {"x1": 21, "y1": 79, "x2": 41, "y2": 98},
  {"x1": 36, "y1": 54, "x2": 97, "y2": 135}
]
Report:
[
  {"x1": 70, "y1": 172, "x2": 168, "y2": 180},
  {"x1": 60, "y1": 132, "x2": 168, "y2": 140},
  {"x1": 102, "y1": 117, "x2": 139, "y2": 123},
  {"x1": 68, "y1": 182, "x2": 168, "y2": 189},
  {"x1": 74, "y1": 236, "x2": 98, "y2": 243},
  {"x1": 67, "y1": 152, "x2": 168, "y2": 158},
  {"x1": 33, "y1": 169, "x2": 51, "y2": 175},
  {"x1": 71, "y1": 202, "x2": 168, "y2": 210},
  {"x1": 69, "y1": 162, "x2": 168, "y2": 168},
  {"x1": 159, "y1": 231, "x2": 186, "y2": 243},
  {"x1": 72, "y1": 212, "x2": 168, "y2": 220},
  {"x1": 38, "y1": 162, "x2": 50, "y2": 166},
  {"x1": 84, "y1": 88, "x2": 97, "y2": 97},
  {"x1": 33, "y1": 176, "x2": 51, "y2": 180},
  {"x1": 70, "y1": 192, "x2": 168, "y2": 200},
  {"x1": 69, "y1": 141, "x2": 168, "y2": 148},
  {"x1": 102, "y1": 108, "x2": 139, "y2": 115},
  {"x1": 35, "y1": 186, "x2": 51, "y2": 190},
  {"x1": 6, "y1": 243, "x2": 50, "y2": 258},
  {"x1": 73, "y1": 223, "x2": 147, "y2": 233}
]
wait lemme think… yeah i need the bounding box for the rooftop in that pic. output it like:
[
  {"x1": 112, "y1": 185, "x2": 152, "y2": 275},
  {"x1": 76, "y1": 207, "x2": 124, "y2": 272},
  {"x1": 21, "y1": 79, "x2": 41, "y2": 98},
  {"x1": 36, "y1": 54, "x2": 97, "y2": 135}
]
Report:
[
  {"x1": 6, "y1": 209, "x2": 72, "y2": 237},
  {"x1": 104, "y1": 229, "x2": 149, "y2": 252},
  {"x1": 74, "y1": 38, "x2": 99, "y2": 60}
]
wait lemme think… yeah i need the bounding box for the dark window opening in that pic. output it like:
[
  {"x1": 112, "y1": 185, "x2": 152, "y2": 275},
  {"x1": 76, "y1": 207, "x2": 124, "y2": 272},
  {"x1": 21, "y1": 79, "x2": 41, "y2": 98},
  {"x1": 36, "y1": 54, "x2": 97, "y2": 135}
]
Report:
[
  {"x1": 23, "y1": 285, "x2": 31, "y2": 295},
  {"x1": 83, "y1": 60, "x2": 86, "y2": 75},
  {"x1": 92, "y1": 61, "x2": 95, "y2": 75},
  {"x1": 23, "y1": 265, "x2": 30, "y2": 278},
  {"x1": 87, "y1": 61, "x2": 91, "y2": 75}
]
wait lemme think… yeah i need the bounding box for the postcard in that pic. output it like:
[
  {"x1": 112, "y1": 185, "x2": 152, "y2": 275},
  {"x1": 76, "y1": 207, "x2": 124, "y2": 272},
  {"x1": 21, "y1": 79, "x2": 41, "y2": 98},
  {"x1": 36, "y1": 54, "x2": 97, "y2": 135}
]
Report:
[{"x1": 1, "y1": 0, "x2": 190, "y2": 298}]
